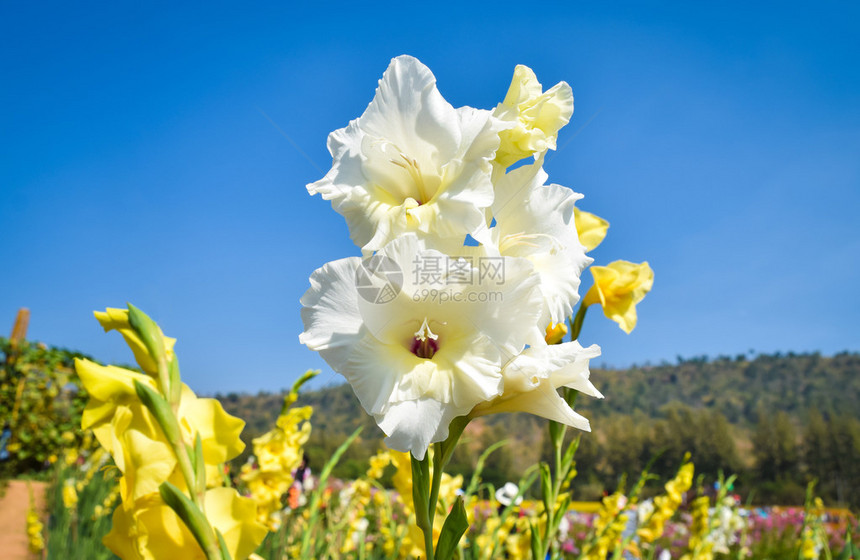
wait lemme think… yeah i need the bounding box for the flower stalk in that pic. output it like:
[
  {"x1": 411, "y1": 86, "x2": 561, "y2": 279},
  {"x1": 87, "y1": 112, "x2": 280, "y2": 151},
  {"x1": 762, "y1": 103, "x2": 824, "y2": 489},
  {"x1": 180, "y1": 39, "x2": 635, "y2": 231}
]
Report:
[
  {"x1": 77, "y1": 304, "x2": 266, "y2": 560},
  {"x1": 410, "y1": 416, "x2": 470, "y2": 560}
]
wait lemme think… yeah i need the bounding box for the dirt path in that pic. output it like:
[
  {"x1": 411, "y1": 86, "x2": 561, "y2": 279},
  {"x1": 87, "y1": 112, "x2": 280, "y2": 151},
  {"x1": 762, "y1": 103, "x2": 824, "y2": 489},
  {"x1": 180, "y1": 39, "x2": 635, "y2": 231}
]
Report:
[{"x1": 0, "y1": 480, "x2": 47, "y2": 560}]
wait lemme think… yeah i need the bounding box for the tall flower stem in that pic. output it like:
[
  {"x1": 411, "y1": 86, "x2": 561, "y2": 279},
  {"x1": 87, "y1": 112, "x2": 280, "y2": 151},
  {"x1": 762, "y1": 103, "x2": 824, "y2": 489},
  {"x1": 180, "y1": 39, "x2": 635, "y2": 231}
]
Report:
[
  {"x1": 127, "y1": 305, "x2": 224, "y2": 560},
  {"x1": 569, "y1": 303, "x2": 588, "y2": 342},
  {"x1": 535, "y1": 306, "x2": 589, "y2": 559},
  {"x1": 411, "y1": 416, "x2": 470, "y2": 559}
]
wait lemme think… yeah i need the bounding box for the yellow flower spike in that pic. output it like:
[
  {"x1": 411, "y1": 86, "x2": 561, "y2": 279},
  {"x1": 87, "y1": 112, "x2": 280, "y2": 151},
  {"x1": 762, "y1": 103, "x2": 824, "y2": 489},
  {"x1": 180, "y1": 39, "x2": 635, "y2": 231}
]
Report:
[
  {"x1": 27, "y1": 507, "x2": 45, "y2": 554},
  {"x1": 583, "y1": 260, "x2": 654, "y2": 333},
  {"x1": 367, "y1": 450, "x2": 392, "y2": 479},
  {"x1": 94, "y1": 308, "x2": 176, "y2": 376},
  {"x1": 104, "y1": 488, "x2": 267, "y2": 560},
  {"x1": 800, "y1": 526, "x2": 817, "y2": 559},
  {"x1": 494, "y1": 65, "x2": 574, "y2": 167},
  {"x1": 76, "y1": 357, "x2": 246, "y2": 501},
  {"x1": 544, "y1": 322, "x2": 568, "y2": 345},
  {"x1": 241, "y1": 398, "x2": 312, "y2": 527},
  {"x1": 63, "y1": 479, "x2": 79, "y2": 509},
  {"x1": 638, "y1": 460, "x2": 694, "y2": 544},
  {"x1": 574, "y1": 208, "x2": 609, "y2": 252}
]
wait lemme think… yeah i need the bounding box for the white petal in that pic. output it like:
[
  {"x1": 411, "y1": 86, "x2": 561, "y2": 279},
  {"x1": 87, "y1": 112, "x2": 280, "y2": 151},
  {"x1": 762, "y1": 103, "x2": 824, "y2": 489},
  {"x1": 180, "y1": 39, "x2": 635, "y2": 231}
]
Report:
[
  {"x1": 360, "y1": 56, "x2": 460, "y2": 166},
  {"x1": 299, "y1": 257, "x2": 364, "y2": 372},
  {"x1": 343, "y1": 332, "x2": 412, "y2": 416},
  {"x1": 491, "y1": 158, "x2": 592, "y2": 324},
  {"x1": 470, "y1": 341, "x2": 602, "y2": 430},
  {"x1": 307, "y1": 56, "x2": 505, "y2": 252},
  {"x1": 376, "y1": 398, "x2": 459, "y2": 460}
]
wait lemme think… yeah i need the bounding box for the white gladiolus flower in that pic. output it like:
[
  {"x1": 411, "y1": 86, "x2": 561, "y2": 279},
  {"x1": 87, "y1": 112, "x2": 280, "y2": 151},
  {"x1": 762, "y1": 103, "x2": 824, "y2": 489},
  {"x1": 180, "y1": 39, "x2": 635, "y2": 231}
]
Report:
[
  {"x1": 299, "y1": 235, "x2": 545, "y2": 458},
  {"x1": 493, "y1": 64, "x2": 574, "y2": 167},
  {"x1": 308, "y1": 55, "x2": 508, "y2": 253},
  {"x1": 470, "y1": 341, "x2": 602, "y2": 430},
  {"x1": 490, "y1": 157, "x2": 592, "y2": 329}
]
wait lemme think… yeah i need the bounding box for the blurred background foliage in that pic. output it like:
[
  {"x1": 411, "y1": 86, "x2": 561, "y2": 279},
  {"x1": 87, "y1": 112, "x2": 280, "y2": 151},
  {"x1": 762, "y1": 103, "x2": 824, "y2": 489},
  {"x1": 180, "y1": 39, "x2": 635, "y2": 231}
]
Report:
[
  {"x1": 218, "y1": 351, "x2": 860, "y2": 508},
  {"x1": 1, "y1": 310, "x2": 91, "y2": 478}
]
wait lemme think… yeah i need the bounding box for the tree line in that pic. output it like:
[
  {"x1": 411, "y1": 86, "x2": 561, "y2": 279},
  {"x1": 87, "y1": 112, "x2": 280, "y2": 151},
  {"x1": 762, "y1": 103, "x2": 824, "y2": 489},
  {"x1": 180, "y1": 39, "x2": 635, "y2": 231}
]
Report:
[{"x1": 217, "y1": 351, "x2": 860, "y2": 507}]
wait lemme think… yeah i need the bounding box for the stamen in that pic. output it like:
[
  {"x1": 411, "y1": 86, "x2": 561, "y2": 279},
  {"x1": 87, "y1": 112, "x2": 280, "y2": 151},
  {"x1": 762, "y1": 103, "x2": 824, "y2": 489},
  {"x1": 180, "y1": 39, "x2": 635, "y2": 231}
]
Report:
[
  {"x1": 390, "y1": 153, "x2": 429, "y2": 204},
  {"x1": 410, "y1": 317, "x2": 439, "y2": 359}
]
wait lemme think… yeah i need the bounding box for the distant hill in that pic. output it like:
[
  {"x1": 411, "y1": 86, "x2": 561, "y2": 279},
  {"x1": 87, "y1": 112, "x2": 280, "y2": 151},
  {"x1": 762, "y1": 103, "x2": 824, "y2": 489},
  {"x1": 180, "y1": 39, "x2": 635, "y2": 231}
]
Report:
[{"x1": 217, "y1": 351, "x2": 860, "y2": 507}]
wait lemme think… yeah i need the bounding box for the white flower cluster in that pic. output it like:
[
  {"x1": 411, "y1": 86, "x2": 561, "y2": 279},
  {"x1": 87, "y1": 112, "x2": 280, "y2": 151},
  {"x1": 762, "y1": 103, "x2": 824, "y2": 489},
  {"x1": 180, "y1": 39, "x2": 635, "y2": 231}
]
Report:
[{"x1": 300, "y1": 55, "x2": 602, "y2": 458}]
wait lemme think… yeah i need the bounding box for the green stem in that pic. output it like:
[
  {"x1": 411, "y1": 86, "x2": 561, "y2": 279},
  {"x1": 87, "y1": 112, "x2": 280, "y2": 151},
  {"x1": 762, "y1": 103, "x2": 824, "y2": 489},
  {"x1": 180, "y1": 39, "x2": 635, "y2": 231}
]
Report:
[
  {"x1": 429, "y1": 442, "x2": 444, "y2": 528},
  {"x1": 569, "y1": 304, "x2": 589, "y2": 342},
  {"x1": 540, "y1": 389, "x2": 579, "y2": 559},
  {"x1": 412, "y1": 417, "x2": 470, "y2": 560},
  {"x1": 411, "y1": 453, "x2": 433, "y2": 558}
]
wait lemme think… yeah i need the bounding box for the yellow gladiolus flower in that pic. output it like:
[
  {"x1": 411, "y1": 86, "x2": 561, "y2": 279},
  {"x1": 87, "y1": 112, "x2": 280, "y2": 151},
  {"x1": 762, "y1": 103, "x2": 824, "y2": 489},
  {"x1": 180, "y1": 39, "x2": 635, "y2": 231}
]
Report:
[
  {"x1": 583, "y1": 261, "x2": 654, "y2": 333},
  {"x1": 104, "y1": 488, "x2": 267, "y2": 560},
  {"x1": 494, "y1": 65, "x2": 574, "y2": 167},
  {"x1": 574, "y1": 208, "x2": 609, "y2": 252},
  {"x1": 75, "y1": 358, "x2": 245, "y2": 500},
  {"x1": 582, "y1": 492, "x2": 629, "y2": 560},
  {"x1": 27, "y1": 507, "x2": 44, "y2": 553},
  {"x1": 62, "y1": 479, "x2": 79, "y2": 509},
  {"x1": 638, "y1": 461, "x2": 694, "y2": 543},
  {"x1": 367, "y1": 450, "x2": 391, "y2": 480},
  {"x1": 94, "y1": 308, "x2": 177, "y2": 376},
  {"x1": 240, "y1": 402, "x2": 312, "y2": 528}
]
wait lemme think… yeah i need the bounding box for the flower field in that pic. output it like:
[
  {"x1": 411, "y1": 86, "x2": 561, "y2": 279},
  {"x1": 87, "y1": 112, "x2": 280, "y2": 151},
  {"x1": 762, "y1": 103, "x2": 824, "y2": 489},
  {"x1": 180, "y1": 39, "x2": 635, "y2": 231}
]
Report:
[{"x1": 28, "y1": 435, "x2": 860, "y2": 559}]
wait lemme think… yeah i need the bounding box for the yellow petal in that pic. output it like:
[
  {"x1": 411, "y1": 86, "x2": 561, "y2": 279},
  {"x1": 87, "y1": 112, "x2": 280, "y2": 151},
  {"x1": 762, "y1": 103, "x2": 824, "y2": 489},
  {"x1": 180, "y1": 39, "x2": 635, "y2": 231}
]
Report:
[
  {"x1": 584, "y1": 261, "x2": 654, "y2": 333},
  {"x1": 574, "y1": 208, "x2": 609, "y2": 252},
  {"x1": 204, "y1": 487, "x2": 269, "y2": 560},
  {"x1": 76, "y1": 358, "x2": 154, "y2": 402},
  {"x1": 76, "y1": 358, "x2": 157, "y2": 447},
  {"x1": 104, "y1": 494, "x2": 203, "y2": 560},
  {"x1": 179, "y1": 396, "x2": 246, "y2": 465},
  {"x1": 104, "y1": 489, "x2": 266, "y2": 560},
  {"x1": 494, "y1": 65, "x2": 573, "y2": 167}
]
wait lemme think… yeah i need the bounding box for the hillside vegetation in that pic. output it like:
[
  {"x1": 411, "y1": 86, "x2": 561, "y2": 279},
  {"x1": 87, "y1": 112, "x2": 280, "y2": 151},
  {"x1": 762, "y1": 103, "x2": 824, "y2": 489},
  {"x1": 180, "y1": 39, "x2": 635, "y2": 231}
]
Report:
[{"x1": 217, "y1": 351, "x2": 860, "y2": 507}]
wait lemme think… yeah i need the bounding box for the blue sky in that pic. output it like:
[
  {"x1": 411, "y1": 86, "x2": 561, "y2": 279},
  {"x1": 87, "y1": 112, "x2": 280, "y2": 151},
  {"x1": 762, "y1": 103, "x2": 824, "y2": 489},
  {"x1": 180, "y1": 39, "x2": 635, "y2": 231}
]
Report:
[{"x1": 2, "y1": 2, "x2": 858, "y2": 393}]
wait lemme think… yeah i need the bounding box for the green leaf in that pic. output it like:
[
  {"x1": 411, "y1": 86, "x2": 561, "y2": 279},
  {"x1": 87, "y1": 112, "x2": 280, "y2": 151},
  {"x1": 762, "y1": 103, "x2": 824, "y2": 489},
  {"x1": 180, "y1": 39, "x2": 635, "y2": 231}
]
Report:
[
  {"x1": 555, "y1": 495, "x2": 572, "y2": 528},
  {"x1": 434, "y1": 496, "x2": 469, "y2": 560},
  {"x1": 562, "y1": 433, "x2": 581, "y2": 470},
  {"x1": 539, "y1": 462, "x2": 552, "y2": 509},
  {"x1": 837, "y1": 527, "x2": 858, "y2": 560},
  {"x1": 215, "y1": 529, "x2": 232, "y2": 560},
  {"x1": 529, "y1": 518, "x2": 544, "y2": 560},
  {"x1": 465, "y1": 439, "x2": 508, "y2": 497},
  {"x1": 300, "y1": 427, "x2": 363, "y2": 558}
]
